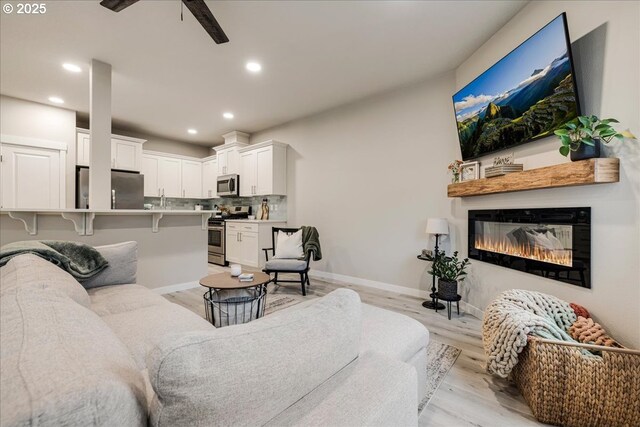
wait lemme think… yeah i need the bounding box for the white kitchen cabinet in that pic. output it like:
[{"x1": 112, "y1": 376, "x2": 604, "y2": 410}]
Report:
[
  {"x1": 225, "y1": 228, "x2": 242, "y2": 264},
  {"x1": 1, "y1": 143, "x2": 65, "y2": 209},
  {"x1": 77, "y1": 131, "x2": 91, "y2": 167},
  {"x1": 224, "y1": 221, "x2": 286, "y2": 268},
  {"x1": 111, "y1": 137, "x2": 142, "y2": 171},
  {"x1": 181, "y1": 160, "x2": 202, "y2": 199},
  {"x1": 141, "y1": 154, "x2": 160, "y2": 197},
  {"x1": 214, "y1": 142, "x2": 247, "y2": 176},
  {"x1": 76, "y1": 129, "x2": 145, "y2": 172},
  {"x1": 158, "y1": 157, "x2": 182, "y2": 198},
  {"x1": 239, "y1": 140, "x2": 287, "y2": 196},
  {"x1": 202, "y1": 158, "x2": 217, "y2": 198},
  {"x1": 240, "y1": 150, "x2": 257, "y2": 196}
]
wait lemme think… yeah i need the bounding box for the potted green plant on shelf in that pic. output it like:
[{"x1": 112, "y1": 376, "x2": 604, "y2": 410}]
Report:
[
  {"x1": 555, "y1": 115, "x2": 636, "y2": 161},
  {"x1": 428, "y1": 251, "x2": 470, "y2": 299}
]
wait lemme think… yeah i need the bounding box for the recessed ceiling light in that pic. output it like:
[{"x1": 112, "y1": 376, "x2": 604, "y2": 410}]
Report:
[
  {"x1": 187, "y1": 129, "x2": 198, "y2": 135},
  {"x1": 245, "y1": 61, "x2": 262, "y2": 73},
  {"x1": 223, "y1": 112, "x2": 234, "y2": 119},
  {"x1": 48, "y1": 96, "x2": 64, "y2": 104},
  {"x1": 62, "y1": 63, "x2": 82, "y2": 73}
]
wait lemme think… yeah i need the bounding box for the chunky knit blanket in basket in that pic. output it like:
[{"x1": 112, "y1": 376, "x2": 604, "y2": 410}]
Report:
[{"x1": 482, "y1": 289, "x2": 577, "y2": 378}]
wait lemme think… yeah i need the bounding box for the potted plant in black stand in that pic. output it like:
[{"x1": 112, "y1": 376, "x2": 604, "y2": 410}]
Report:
[
  {"x1": 555, "y1": 115, "x2": 636, "y2": 161},
  {"x1": 429, "y1": 251, "x2": 470, "y2": 300}
]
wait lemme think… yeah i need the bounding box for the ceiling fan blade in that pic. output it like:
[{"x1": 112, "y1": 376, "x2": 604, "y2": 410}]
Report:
[
  {"x1": 181, "y1": 0, "x2": 229, "y2": 44},
  {"x1": 99, "y1": 0, "x2": 140, "y2": 12}
]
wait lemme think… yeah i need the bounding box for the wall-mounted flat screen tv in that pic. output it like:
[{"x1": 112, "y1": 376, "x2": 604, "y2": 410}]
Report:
[{"x1": 453, "y1": 13, "x2": 581, "y2": 160}]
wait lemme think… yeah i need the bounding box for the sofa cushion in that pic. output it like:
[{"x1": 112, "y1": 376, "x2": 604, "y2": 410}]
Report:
[
  {"x1": 360, "y1": 303, "x2": 429, "y2": 361},
  {"x1": 0, "y1": 254, "x2": 90, "y2": 308},
  {"x1": 147, "y1": 288, "x2": 362, "y2": 427},
  {"x1": 88, "y1": 284, "x2": 168, "y2": 317},
  {"x1": 0, "y1": 272, "x2": 147, "y2": 426},
  {"x1": 265, "y1": 258, "x2": 307, "y2": 271},
  {"x1": 265, "y1": 352, "x2": 417, "y2": 426},
  {"x1": 101, "y1": 302, "x2": 213, "y2": 370},
  {"x1": 82, "y1": 241, "x2": 138, "y2": 289}
]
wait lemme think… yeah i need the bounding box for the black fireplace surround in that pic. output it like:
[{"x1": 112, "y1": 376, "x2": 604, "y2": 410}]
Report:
[{"x1": 468, "y1": 208, "x2": 591, "y2": 288}]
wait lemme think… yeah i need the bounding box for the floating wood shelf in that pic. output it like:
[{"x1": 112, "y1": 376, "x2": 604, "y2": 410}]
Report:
[{"x1": 447, "y1": 158, "x2": 619, "y2": 198}]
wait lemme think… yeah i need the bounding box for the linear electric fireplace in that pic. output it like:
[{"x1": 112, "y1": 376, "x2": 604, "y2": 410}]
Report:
[{"x1": 468, "y1": 208, "x2": 591, "y2": 288}]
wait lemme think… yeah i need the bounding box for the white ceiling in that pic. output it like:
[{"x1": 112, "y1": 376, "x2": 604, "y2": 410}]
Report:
[{"x1": 0, "y1": 0, "x2": 526, "y2": 145}]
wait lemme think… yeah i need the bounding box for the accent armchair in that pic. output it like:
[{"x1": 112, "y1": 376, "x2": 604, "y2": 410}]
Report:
[{"x1": 262, "y1": 227, "x2": 315, "y2": 296}]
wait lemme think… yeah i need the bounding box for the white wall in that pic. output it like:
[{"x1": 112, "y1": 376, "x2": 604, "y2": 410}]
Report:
[
  {"x1": 251, "y1": 1, "x2": 640, "y2": 347},
  {"x1": 251, "y1": 72, "x2": 458, "y2": 296},
  {"x1": 451, "y1": 1, "x2": 640, "y2": 347},
  {"x1": 0, "y1": 95, "x2": 76, "y2": 207},
  {"x1": 0, "y1": 214, "x2": 207, "y2": 290}
]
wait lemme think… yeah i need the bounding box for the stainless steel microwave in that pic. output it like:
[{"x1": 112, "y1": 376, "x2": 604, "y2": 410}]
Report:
[{"x1": 217, "y1": 174, "x2": 239, "y2": 197}]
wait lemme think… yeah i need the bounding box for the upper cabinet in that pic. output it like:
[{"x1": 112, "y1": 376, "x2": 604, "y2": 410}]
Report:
[
  {"x1": 202, "y1": 157, "x2": 218, "y2": 198},
  {"x1": 76, "y1": 129, "x2": 145, "y2": 172},
  {"x1": 215, "y1": 131, "x2": 249, "y2": 176},
  {"x1": 215, "y1": 144, "x2": 245, "y2": 176},
  {"x1": 239, "y1": 140, "x2": 287, "y2": 196},
  {"x1": 181, "y1": 160, "x2": 202, "y2": 199}
]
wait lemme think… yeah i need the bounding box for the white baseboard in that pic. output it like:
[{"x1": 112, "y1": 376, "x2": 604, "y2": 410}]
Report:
[
  {"x1": 309, "y1": 269, "x2": 485, "y2": 319},
  {"x1": 309, "y1": 269, "x2": 424, "y2": 298},
  {"x1": 153, "y1": 281, "x2": 200, "y2": 295},
  {"x1": 458, "y1": 300, "x2": 484, "y2": 319}
]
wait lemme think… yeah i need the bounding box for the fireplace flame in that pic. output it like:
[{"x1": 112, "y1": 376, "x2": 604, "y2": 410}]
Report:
[{"x1": 475, "y1": 236, "x2": 572, "y2": 267}]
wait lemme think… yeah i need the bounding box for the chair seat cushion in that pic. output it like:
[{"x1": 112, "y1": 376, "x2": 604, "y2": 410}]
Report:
[{"x1": 265, "y1": 258, "x2": 308, "y2": 271}]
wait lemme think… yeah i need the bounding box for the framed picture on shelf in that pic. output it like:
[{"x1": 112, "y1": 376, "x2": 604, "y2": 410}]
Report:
[{"x1": 460, "y1": 161, "x2": 480, "y2": 182}]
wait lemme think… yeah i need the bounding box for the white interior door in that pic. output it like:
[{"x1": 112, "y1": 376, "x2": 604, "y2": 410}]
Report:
[{"x1": 1, "y1": 144, "x2": 62, "y2": 209}]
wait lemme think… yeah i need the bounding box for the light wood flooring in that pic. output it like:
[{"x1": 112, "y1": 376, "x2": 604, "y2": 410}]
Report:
[{"x1": 165, "y1": 265, "x2": 544, "y2": 427}]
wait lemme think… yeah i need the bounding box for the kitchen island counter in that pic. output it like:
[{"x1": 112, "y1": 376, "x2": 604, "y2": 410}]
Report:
[{"x1": 0, "y1": 208, "x2": 215, "y2": 235}]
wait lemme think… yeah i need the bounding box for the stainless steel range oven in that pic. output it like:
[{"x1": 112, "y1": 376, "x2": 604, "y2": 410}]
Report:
[{"x1": 207, "y1": 219, "x2": 226, "y2": 265}]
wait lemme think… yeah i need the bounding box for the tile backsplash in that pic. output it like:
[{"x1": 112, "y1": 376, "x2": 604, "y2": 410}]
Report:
[
  {"x1": 144, "y1": 195, "x2": 287, "y2": 221},
  {"x1": 212, "y1": 195, "x2": 287, "y2": 221}
]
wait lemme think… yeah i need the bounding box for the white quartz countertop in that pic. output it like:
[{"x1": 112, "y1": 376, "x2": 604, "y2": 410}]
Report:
[
  {"x1": 0, "y1": 209, "x2": 216, "y2": 215},
  {"x1": 224, "y1": 219, "x2": 287, "y2": 223}
]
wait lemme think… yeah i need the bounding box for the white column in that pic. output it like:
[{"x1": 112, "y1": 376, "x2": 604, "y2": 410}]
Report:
[{"x1": 89, "y1": 59, "x2": 112, "y2": 210}]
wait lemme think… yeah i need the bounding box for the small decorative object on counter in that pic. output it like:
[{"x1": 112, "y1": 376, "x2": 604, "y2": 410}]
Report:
[
  {"x1": 259, "y1": 199, "x2": 270, "y2": 220},
  {"x1": 460, "y1": 161, "x2": 480, "y2": 182},
  {"x1": 448, "y1": 160, "x2": 463, "y2": 183},
  {"x1": 555, "y1": 115, "x2": 637, "y2": 161}
]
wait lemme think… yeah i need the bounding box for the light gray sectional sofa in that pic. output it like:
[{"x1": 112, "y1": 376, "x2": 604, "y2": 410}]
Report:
[{"x1": 0, "y1": 241, "x2": 429, "y2": 426}]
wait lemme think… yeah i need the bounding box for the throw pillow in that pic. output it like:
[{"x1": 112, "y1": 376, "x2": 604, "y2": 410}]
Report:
[
  {"x1": 569, "y1": 316, "x2": 623, "y2": 348},
  {"x1": 274, "y1": 230, "x2": 304, "y2": 259}
]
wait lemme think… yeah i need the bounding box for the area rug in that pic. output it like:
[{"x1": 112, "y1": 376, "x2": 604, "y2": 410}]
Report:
[{"x1": 264, "y1": 290, "x2": 462, "y2": 413}]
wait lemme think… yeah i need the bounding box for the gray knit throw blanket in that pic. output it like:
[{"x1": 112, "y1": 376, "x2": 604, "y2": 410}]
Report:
[{"x1": 482, "y1": 289, "x2": 577, "y2": 378}]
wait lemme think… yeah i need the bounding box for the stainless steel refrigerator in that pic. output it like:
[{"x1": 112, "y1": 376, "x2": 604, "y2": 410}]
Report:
[{"x1": 76, "y1": 167, "x2": 144, "y2": 209}]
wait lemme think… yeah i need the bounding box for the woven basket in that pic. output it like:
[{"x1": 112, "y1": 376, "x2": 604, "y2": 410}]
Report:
[{"x1": 511, "y1": 336, "x2": 640, "y2": 427}]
